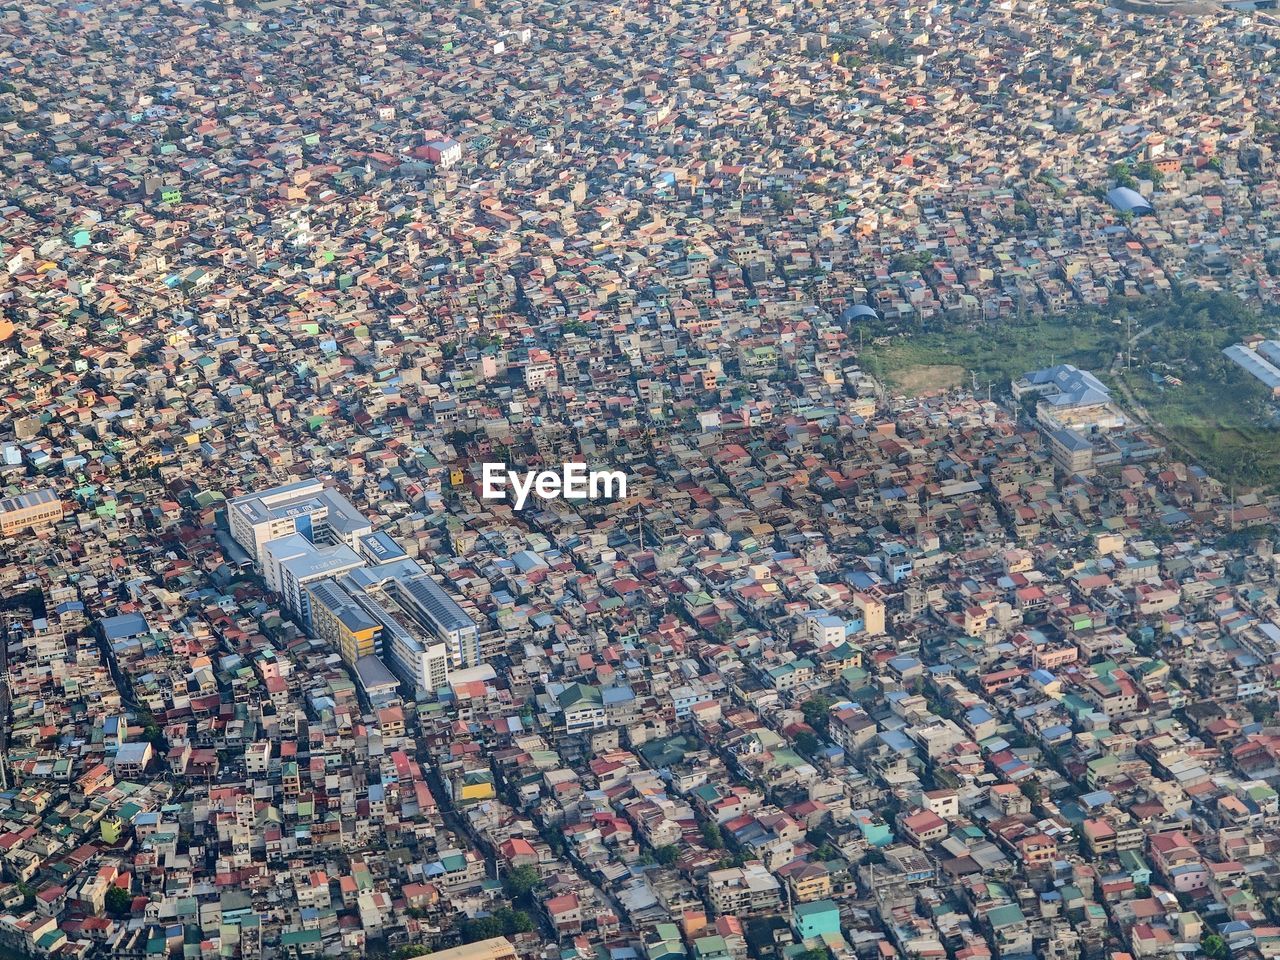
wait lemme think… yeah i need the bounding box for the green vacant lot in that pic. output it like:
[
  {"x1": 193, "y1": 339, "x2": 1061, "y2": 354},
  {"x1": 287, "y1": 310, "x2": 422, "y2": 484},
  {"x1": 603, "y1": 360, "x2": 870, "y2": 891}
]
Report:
[
  {"x1": 859, "y1": 317, "x2": 1121, "y2": 395},
  {"x1": 858, "y1": 296, "x2": 1280, "y2": 490},
  {"x1": 1118, "y1": 370, "x2": 1280, "y2": 490}
]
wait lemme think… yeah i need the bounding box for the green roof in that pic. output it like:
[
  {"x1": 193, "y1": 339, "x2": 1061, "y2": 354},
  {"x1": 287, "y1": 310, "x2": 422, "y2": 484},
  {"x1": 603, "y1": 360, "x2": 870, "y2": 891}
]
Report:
[
  {"x1": 558, "y1": 683, "x2": 602, "y2": 708},
  {"x1": 793, "y1": 899, "x2": 838, "y2": 918},
  {"x1": 986, "y1": 904, "x2": 1026, "y2": 929}
]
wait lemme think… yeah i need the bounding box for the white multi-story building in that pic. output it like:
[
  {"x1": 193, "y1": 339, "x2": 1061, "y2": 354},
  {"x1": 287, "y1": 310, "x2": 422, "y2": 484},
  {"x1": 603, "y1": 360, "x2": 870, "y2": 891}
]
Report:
[
  {"x1": 264, "y1": 533, "x2": 365, "y2": 625},
  {"x1": 345, "y1": 560, "x2": 481, "y2": 673},
  {"x1": 228, "y1": 479, "x2": 371, "y2": 566},
  {"x1": 229, "y1": 480, "x2": 480, "y2": 701},
  {"x1": 801, "y1": 611, "x2": 846, "y2": 646}
]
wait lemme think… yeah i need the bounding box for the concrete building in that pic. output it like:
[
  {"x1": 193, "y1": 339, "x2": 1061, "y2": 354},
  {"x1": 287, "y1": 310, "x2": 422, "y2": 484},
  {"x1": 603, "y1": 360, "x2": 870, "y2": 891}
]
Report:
[
  {"x1": 228, "y1": 479, "x2": 372, "y2": 566},
  {"x1": 405, "y1": 938, "x2": 517, "y2": 960},
  {"x1": 264, "y1": 534, "x2": 365, "y2": 625},
  {"x1": 1013, "y1": 364, "x2": 1117, "y2": 428},
  {"x1": 342, "y1": 563, "x2": 454, "y2": 697},
  {"x1": 308, "y1": 578, "x2": 382, "y2": 668},
  {"x1": 1046, "y1": 426, "x2": 1095, "y2": 476},
  {"x1": 707, "y1": 863, "x2": 783, "y2": 915},
  {"x1": 0, "y1": 489, "x2": 63, "y2": 537}
]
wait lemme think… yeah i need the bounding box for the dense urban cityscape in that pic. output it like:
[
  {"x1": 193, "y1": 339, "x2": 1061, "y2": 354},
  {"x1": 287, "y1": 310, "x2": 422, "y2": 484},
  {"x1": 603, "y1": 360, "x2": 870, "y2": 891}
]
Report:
[{"x1": 6, "y1": 0, "x2": 1280, "y2": 960}]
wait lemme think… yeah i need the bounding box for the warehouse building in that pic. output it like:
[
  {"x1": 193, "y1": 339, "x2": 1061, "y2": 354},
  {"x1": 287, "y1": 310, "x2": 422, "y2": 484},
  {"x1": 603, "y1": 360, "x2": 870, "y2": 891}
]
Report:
[{"x1": 1223, "y1": 343, "x2": 1280, "y2": 396}]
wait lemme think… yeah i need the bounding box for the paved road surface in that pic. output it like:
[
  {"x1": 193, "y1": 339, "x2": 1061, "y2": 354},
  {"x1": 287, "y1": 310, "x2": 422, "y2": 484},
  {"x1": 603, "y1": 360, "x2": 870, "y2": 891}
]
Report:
[{"x1": 0, "y1": 623, "x2": 9, "y2": 789}]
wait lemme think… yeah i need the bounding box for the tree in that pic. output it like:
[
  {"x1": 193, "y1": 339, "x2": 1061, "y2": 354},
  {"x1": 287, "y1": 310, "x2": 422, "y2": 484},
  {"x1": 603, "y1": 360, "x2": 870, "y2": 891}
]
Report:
[
  {"x1": 655, "y1": 844, "x2": 680, "y2": 866},
  {"x1": 702, "y1": 823, "x2": 725, "y2": 850},
  {"x1": 493, "y1": 907, "x2": 534, "y2": 936},
  {"x1": 502, "y1": 865, "x2": 540, "y2": 901},
  {"x1": 1110, "y1": 161, "x2": 1137, "y2": 190},
  {"x1": 541, "y1": 824, "x2": 567, "y2": 856},
  {"x1": 1202, "y1": 934, "x2": 1228, "y2": 960},
  {"x1": 460, "y1": 918, "x2": 502, "y2": 943},
  {"x1": 794, "y1": 731, "x2": 822, "y2": 757},
  {"x1": 801, "y1": 694, "x2": 836, "y2": 730},
  {"x1": 105, "y1": 885, "x2": 132, "y2": 917}
]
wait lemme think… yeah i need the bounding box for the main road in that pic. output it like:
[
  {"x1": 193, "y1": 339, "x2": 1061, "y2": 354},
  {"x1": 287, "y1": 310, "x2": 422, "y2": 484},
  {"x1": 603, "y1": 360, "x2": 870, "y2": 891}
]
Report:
[{"x1": 0, "y1": 619, "x2": 9, "y2": 791}]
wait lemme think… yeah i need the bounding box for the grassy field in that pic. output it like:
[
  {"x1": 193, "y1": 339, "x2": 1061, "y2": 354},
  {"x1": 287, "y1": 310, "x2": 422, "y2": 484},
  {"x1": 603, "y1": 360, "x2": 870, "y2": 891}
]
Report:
[
  {"x1": 1117, "y1": 369, "x2": 1280, "y2": 490},
  {"x1": 859, "y1": 311, "x2": 1280, "y2": 490},
  {"x1": 890, "y1": 363, "x2": 964, "y2": 394},
  {"x1": 859, "y1": 317, "x2": 1121, "y2": 395}
]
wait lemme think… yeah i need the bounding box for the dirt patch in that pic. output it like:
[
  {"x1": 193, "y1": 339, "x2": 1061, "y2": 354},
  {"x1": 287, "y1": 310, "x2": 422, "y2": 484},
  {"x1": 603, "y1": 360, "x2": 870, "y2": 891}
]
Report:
[{"x1": 889, "y1": 364, "x2": 965, "y2": 396}]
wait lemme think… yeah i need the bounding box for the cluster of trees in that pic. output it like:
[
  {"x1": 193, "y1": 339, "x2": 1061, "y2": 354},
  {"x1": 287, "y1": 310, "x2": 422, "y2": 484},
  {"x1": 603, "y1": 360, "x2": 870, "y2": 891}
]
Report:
[
  {"x1": 1143, "y1": 293, "x2": 1272, "y2": 404},
  {"x1": 105, "y1": 886, "x2": 131, "y2": 917},
  {"x1": 1202, "y1": 933, "x2": 1229, "y2": 960},
  {"x1": 889, "y1": 251, "x2": 934, "y2": 275},
  {"x1": 502, "y1": 865, "x2": 540, "y2": 901},
  {"x1": 1110, "y1": 159, "x2": 1165, "y2": 190},
  {"x1": 460, "y1": 907, "x2": 535, "y2": 943},
  {"x1": 793, "y1": 694, "x2": 838, "y2": 759}
]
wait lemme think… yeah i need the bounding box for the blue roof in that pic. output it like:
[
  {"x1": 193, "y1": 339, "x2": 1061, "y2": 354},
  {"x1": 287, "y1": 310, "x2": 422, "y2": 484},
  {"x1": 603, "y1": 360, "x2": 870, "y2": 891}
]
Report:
[
  {"x1": 602, "y1": 685, "x2": 635, "y2": 705},
  {"x1": 1080, "y1": 789, "x2": 1114, "y2": 809},
  {"x1": 115, "y1": 742, "x2": 151, "y2": 764},
  {"x1": 400, "y1": 574, "x2": 476, "y2": 634},
  {"x1": 512, "y1": 550, "x2": 548, "y2": 573},
  {"x1": 101, "y1": 612, "x2": 150, "y2": 641},
  {"x1": 1050, "y1": 427, "x2": 1091, "y2": 452},
  {"x1": 840, "y1": 304, "x2": 878, "y2": 322},
  {"x1": 878, "y1": 730, "x2": 916, "y2": 754},
  {"x1": 1023, "y1": 364, "x2": 1111, "y2": 407},
  {"x1": 359, "y1": 530, "x2": 406, "y2": 563},
  {"x1": 1106, "y1": 187, "x2": 1153, "y2": 213}
]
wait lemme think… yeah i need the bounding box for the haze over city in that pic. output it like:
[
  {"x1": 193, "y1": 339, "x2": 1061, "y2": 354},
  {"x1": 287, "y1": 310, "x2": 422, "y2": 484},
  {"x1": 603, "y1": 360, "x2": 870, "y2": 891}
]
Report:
[{"x1": 4, "y1": 1, "x2": 1280, "y2": 960}]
